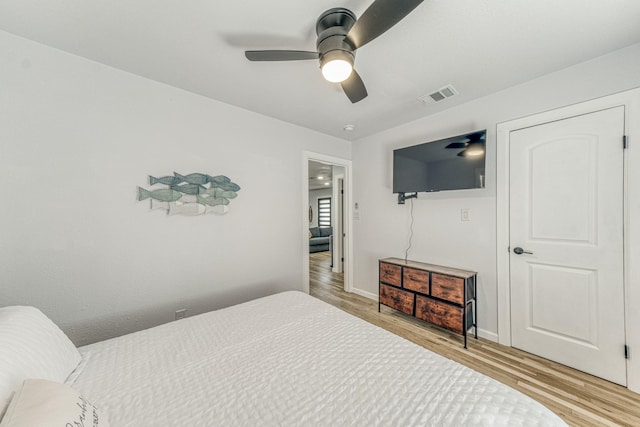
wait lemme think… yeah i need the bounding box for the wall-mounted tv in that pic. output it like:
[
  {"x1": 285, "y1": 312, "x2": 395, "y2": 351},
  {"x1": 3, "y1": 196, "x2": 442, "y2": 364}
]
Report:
[{"x1": 393, "y1": 130, "x2": 486, "y2": 196}]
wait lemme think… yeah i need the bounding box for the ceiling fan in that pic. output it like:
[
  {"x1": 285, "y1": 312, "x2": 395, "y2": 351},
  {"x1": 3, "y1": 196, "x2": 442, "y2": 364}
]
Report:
[
  {"x1": 244, "y1": 0, "x2": 424, "y2": 103},
  {"x1": 445, "y1": 131, "x2": 486, "y2": 157}
]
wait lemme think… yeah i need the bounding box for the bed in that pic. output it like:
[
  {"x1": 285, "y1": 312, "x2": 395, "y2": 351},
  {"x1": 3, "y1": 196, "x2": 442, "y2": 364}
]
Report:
[{"x1": 0, "y1": 291, "x2": 566, "y2": 426}]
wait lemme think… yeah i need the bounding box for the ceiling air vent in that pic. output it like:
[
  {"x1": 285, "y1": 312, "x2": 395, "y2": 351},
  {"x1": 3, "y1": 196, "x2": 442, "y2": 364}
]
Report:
[{"x1": 418, "y1": 84, "x2": 458, "y2": 104}]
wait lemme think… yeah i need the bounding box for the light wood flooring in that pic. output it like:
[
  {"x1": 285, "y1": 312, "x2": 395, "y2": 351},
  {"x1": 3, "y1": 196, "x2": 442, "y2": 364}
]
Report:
[{"x1": 309, "y1": 251, "x2": 640, "y2": 427}]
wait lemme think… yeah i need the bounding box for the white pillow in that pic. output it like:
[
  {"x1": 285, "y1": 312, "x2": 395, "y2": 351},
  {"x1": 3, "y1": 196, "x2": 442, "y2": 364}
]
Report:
[
  {"x1": 65, "y1": 352, "x2": 91, "y2": 386},
  {"x1": 0, "y1": 379, "x2": 109, "y2": 427},
  {"x1": 0, "y1": 306, "x2": 81, "y2": 417}
]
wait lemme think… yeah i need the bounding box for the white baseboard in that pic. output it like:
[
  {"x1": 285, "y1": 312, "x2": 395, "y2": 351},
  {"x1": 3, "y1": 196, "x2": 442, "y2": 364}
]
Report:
[
  {"x1": 475, "y1": 328, "x2": 498, "y2": 343},
  {"x1": 350, "y1": 287, "x2": 377, "y2": 301}
]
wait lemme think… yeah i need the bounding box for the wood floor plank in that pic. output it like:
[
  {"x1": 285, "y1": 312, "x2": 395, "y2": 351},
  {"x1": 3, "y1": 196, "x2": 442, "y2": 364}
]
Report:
[{"x1": 309, "y1": 251, "x2": 640, "y2": 427}]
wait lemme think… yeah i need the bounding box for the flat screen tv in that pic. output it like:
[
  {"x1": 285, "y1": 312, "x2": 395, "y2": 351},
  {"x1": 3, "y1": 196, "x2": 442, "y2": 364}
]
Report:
[{"x1": 393, "y1": 130, "x2": 486, "y2": 194}]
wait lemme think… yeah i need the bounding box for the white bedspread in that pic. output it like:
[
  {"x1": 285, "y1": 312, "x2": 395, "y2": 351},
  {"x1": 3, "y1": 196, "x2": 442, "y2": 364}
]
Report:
[{"x1": 74, "y1": 291, "x2": 566, "y2": 426}]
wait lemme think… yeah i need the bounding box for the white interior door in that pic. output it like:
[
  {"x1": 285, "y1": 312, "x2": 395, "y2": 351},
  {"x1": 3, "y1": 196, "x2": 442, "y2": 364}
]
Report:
[{"x1": 509, "y1": 106, "x2": 626, "y2": 385}]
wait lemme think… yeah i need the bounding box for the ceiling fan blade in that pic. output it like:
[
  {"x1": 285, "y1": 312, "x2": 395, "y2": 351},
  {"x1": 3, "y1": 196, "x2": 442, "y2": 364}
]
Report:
[
  {"x1": 346, "y1": 0, "x2": 423, "y2": 49},
  {"x1": 341, "y1": 69, "x2": 368, "y2": 103},
  {"x1": 245, "y1": 50, "x2": 319, "y2": 61},
  {"x1": 445, "y1": 142, "x2": 468, "y2": 149},
  {"x1": 466, "y1": 131, "x2": 486, "y2": 141}
]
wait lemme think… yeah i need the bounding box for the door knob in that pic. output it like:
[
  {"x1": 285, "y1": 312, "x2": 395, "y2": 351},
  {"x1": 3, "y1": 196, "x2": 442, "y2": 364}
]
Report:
[{"x1": 513, "y1": 247, "x2": 533, "y2": 255}]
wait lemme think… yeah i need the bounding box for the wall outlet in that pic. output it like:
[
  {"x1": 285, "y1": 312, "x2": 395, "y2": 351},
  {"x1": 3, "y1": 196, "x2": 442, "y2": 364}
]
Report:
[
  {"x1": 175, "y1": 309, "x2": 187, "y2": 320},
  {"x1": 461, "y1": 209, "x2": 470, "y2": 221}
]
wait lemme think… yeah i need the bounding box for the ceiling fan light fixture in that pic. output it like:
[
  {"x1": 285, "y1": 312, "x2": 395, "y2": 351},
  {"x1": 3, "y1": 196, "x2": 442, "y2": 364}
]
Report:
[
  {"x1": 322, "y1": 60, "x2": 352, "y2": 82},
  {"x1": 320, "y1": 51, "x2": 353, "y2": 83},
  {"x1": 464, "y1": 141, "x2": 485, "y2": 157}
]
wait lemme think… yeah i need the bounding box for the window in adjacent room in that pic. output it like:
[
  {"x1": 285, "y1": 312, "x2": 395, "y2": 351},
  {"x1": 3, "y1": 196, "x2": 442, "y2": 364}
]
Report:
[{"x1": 318, "y1": 197, "x2": 331, "y2": 228}]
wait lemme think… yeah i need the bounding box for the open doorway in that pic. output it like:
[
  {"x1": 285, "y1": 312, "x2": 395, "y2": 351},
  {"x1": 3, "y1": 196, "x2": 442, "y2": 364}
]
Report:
[{"x1": 302, "y1": 152, "x2": 352, "y2": 295}]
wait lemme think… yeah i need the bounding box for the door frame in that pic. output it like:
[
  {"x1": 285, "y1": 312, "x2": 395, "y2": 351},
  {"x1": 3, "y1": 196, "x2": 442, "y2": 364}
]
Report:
[
  {"x1": 496, "y1": 87, "x2": 640, "y2": 391},
  {"x1": 302, "y1": 151, "x2": 353, "y2": 294},
  {"x1": 332, "y1": 176, "x2": 344, "y2": 274}
]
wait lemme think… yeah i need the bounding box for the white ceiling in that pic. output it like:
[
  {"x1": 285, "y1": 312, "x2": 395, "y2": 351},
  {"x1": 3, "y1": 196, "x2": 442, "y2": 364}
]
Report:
[
  {"x1": 1, "y1": 0, "x2": 639, "y2": 140},
  {"x1": 309, "y1": 161, "x2": 333, "y2": 191}
]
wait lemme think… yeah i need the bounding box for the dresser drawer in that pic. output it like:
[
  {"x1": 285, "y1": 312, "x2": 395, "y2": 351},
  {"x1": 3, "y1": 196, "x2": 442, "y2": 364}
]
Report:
[
  {"x1": 403, "y1": 267, "x2": 429, "y2": 294},
  {"x1": 431, "y1": 273, "x2": 464, "y2": 305},
  {"x1": 415, "y1": 296, "x2": 463, "y2": 334},
  {"x1": 380, "y1": 284, "x2": 414, "y2": 315},
  {"x1": 380, "y1": 262, "x2": 402, "y2": 287}
]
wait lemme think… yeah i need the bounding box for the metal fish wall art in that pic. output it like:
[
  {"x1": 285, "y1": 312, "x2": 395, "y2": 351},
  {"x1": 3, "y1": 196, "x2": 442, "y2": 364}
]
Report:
[
  {"x1": 138, "y1": 188, "x2": 183, "y2": 202},
  {"x1": 137, "y1": 172, "x2": 241, "y2": 216},
  {"x1": 170, "y1": 183, "x2": 205, "y2": 195}
]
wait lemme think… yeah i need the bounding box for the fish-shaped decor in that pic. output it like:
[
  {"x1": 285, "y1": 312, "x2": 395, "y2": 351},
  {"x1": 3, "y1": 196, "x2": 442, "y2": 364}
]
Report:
[
  {"x1": 170, "y1": 183, "x2": 205, "y2": 195},
  {"x1": 173, "y1": 172, "x2": 210, "y2": 185},
  {"x1": 209, "y1": 176, "x2": 240, "y2": 189},
  {"x1": 208, "y1": 175, "x2": 231, "y2": 185},
  {"x1": 217, "y1": 182, "x2": 241, "y2": 192},
  {"x1": 139, "y1": 172, "x2": 240, "y2": 216},
  {"x1": 149, "y1": 175, "x2": 183, "y2": 186},
  {"x1": 138, "y1": 187, "x2": 182, "y2": 202},
  {"x1": 197, "y1": 195, "x2": 230, "y2": 206},
  {"x1": 178, "y1": 194, "x2": 197, "y2": 204},
  {"x1": 200, "y1": 188, "x2": 237, "y2": 199}
]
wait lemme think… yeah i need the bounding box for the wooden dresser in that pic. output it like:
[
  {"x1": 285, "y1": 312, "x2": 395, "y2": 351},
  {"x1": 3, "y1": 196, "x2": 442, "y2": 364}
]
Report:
[{"x1": 378, "y1": 257, "x2": 477, "y2": 348}]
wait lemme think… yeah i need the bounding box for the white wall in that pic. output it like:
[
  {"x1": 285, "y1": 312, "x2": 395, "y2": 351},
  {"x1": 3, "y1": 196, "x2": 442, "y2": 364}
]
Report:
[
  {"x1": 308, "y1": 188, "x2": 333, "y2": 228},
  {"x1": 0, "y1": 31, "x2": 350, "y2": 345},
  {"x1": 352, "y1": 42, "x2": 640, "y2": 341}
]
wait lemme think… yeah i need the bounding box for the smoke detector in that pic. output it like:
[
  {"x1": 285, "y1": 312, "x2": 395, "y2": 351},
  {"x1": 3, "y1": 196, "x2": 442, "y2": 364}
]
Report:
[{"x1": 418, "y1": 84, "x2": 458, "y2": 104}]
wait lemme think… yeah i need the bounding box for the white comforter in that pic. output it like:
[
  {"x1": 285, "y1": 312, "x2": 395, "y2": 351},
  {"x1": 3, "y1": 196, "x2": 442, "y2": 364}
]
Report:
[{"x1": 73, "y1": 291, "x2": 566, "y2": 426}]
